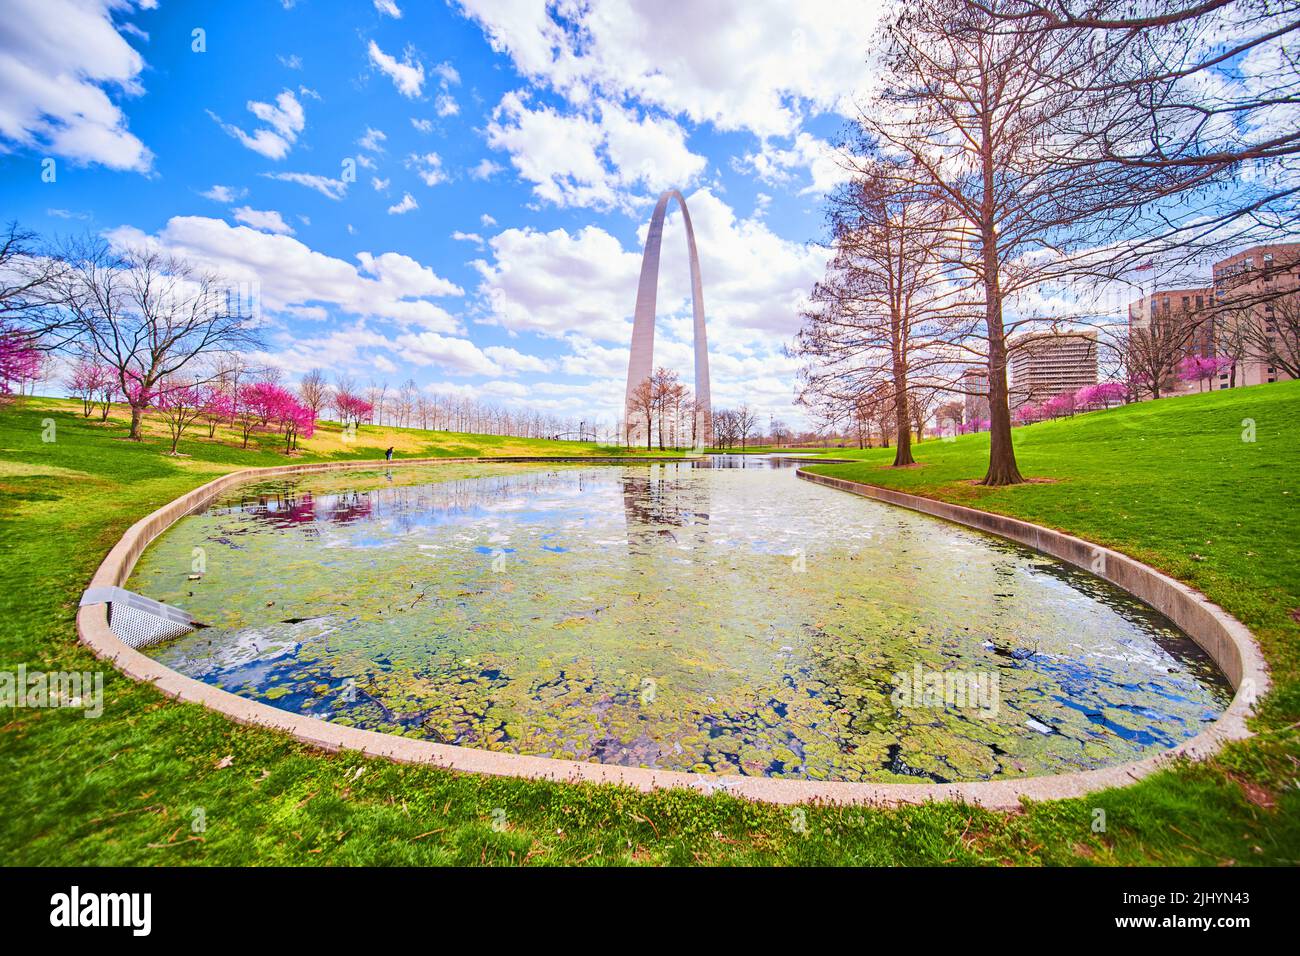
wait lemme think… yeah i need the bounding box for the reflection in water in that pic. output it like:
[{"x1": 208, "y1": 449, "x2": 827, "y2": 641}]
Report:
[{"x1": 129, "y1": 457, "x2": 1231, "y2": 783}]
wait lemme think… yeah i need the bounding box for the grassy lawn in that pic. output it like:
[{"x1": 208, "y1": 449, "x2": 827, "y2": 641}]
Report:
[{"x1": 1, "y1": 388, "x2": 1297, "y2": 866}]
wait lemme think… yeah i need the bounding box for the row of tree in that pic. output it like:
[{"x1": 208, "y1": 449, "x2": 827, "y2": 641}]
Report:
[
  {"x1": 305, "y1": 371, "x2": 598, "y2": 440},
  {"x1": 0, "y1": 232, "x2": 261, "y2": 440},
  {"x1": 0, "y1": 227, "x2": 608, "y2": 448},
  {"x1": 797, "y1": 0, "x2": 1298, "y2": 483},
  {"x1": 624, "y1": 367, "x2": 707, "y2": 449},
  {"x1": 624, "y1": 367, "x2": 790, "y2": 451},
  {"x1": 64, "y1": 358, "x2": 317, "y2": 453}
]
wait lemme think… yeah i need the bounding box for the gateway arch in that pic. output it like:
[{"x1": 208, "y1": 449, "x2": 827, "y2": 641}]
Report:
[{"x1": 624, "y1": 189, "x2": 714, "y2": 447}]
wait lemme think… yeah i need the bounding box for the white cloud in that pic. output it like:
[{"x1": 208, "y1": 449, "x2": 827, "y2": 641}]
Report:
[
  {"x1": 263, "y1": 170, "x2": 349, "y2": 199},
  {"x1": 367, "y1": 40, "x2": 425, "y2": 99},
  {"x1": 452, "y1": 231, "x2": 485, "y2": 248},
  {"x1": 0, "y1": 0, "x2": 153, "y2": 171},
  {"x1": 211, "y1": 89, "x2": 306, "y2": 160},
  {"x1": 485, "y1": 92, "x2": 705, "y2": 210},
  {"x1": 388, "y1": 332, "x2": 552, "y2": 377},
  {"x1": 454, "y1": 0, "x2": 883, "y2": 137},
  {"x1": 232, "y1": 206, "x2": 295, "y2": 235},
  {"x1": 411, "y1": 117, "x2": 433, "y2": 133},
  {"x1": 388, "y1": 192, "x2": 418, "y2": 214},
  {"x1": 558, "y1": 336, "x2": 630, "y2": 378},
  {"x1": 105, "y1": 216, "x2": 464, "y2": 334},
  {"x1": 406, "y1": 152, "x2": 447, "y2": 186},
  {"x1": 433, "y1": 62, "x2": 460, "y2": 86},
  {"x1": 372, "y1": 175, "x2": 390, "y2": 191},
  {"x1": 474, "y1": 223, "x2": 641, "y2": 340},
  {"x1": 278, "y1": 53, "x2": 302, "y2": 70},
  {"x1": 469, "y1": 158, "x2": 503, "y2": 180},
  {"x1": 395, "y1": 332, "x2": 502, "y2": 376},
  {"x1": 480, "y1": 213, "x2": 497, "y2": 227},
  {"x1": 357, "y1": 126, "x2": 387, "y2": 152},
  {"x1": 435, "y1": 93, "x2": 460, "y2": 117},
  {"x1": 735, "y1": 132, "x2": 851, "y2": 196},
  {"x1": 374, "y1": 0, "x2": 401, "y2": 17},
  {"x1": 484, "y1": 344, "x2": 551, "y2": 374},
  {"x1": 201, "y1": 184, "x2": 245, "y2": 203}
]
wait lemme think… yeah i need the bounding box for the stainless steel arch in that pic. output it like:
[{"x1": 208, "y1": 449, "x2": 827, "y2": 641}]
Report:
[{"x1": 624, "y1": 190, "x2": 713, "y2": 446}]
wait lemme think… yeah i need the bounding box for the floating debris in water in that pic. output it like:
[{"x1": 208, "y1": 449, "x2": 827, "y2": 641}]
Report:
[{"x1": 130, "y1": 459, "x2": 1231, "y2": 784}]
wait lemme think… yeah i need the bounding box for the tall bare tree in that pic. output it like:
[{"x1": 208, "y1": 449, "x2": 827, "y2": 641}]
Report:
[
  {"x1": 860, "y1": 0, "x2": 1214, "y2": 482},
  {"x1": 1108, "y1": 305, "x2": 1205, "y2": 398},
  {"x1": 734, "y1": 404, "x2": 760, "y2": 451},
  {"x1": 798, "y1": 159, "x2": 961, "y2": 467},
  {"x1": 57, "y1": 239, "x2": 260, "y2": 440},
  {"x1": 628, "y1": 376, "x2": 656, "y2": 450}
]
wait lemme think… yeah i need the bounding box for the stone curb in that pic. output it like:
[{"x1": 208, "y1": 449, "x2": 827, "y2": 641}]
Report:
[{"x1": 74, "y1": 456, "x2": 1268, "y2": 809}]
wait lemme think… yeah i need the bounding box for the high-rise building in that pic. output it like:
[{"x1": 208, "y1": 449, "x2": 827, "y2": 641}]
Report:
[
  {"x1": 1211, "y1": 243, "x2": 1300, "y2": 389},
  {"x1": 1126, "y1": 286, "x2": 1216, "y2": 396},
  {"x1": 962, "y1": 367, "x2": 989, "y2": 425},
  {"x1": 1008, "y1": 330, "x2": 1098, "y2": 408},
  {"x1": 1126, "y1": 244, "x2": 1299, "y2": 397}
]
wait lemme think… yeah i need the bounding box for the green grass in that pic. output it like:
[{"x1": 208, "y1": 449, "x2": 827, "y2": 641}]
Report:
[{"x1": 1, "y1": 388, "x2": 1298, "y2": 866}]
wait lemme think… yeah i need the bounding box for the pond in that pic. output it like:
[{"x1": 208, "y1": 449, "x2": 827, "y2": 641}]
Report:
[{"x1": 128, "y1": 457, "x2": 1231, "y2": 783}]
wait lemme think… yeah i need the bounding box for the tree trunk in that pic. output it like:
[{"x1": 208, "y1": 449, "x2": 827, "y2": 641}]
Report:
[
  {"x1": 979, "y1": 233, "x2": 1023, "y2": 486},
  {"x1": 128, "y1": 403, "x2": 145, "y2": 441},
  {"x1": 892, "y1": 377, "x2": 914, "y2": 467}
]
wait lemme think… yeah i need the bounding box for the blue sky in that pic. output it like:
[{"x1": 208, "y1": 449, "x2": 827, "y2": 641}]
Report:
[{"x1": 0, "y1": 0, "x2": 884, "y2": 430}]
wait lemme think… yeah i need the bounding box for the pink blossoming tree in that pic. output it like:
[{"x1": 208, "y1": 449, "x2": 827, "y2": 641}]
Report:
[{"x1": 0, "y1": 328, "x2": 41, "y2": 397}]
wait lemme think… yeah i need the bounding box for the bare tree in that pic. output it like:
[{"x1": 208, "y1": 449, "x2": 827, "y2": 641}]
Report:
[
  {"x1": 860, "y1": 0, "x2": 1211, "y2": 482},
  {"x1": 628, "y1": 376, "x2": 656, "y2": 450},
  {"x1": 0, "y1": 222, "x2": 77, "y2": 350},
  {"x1": 1108, "y1": 305, "x2": 1205, "y2": 398},
  {"x1": 396, "y1": 378, "x2": 417, "y2": 429},
  {"x1": 798, "y1": 159, "x2": 961, "y2": 467},
  {"x1": 975, "y1": 1, "x2": 1298, "y2": 285},
  {"x1": 647, "y1": 367, "x2": 682, "y2": 450},
  {"x1": 298, "y1": 368, "x2": 330, "y2": 420},
  {"x1": 712, "y1": 408, "x2": 739, "y2": 449},
  {"x1": 1241, "y1": 293, "x2": 1300, "y2": 379},
  {"x1": 57, "y1": 239, "x2": 260, "y2": 440},
  {"x1": 734, "y1": 404, "x2": 759, "y2": 451}
]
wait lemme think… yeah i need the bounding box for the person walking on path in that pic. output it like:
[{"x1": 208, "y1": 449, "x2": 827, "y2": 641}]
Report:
[{"x1": 385, "y1": 446, "x2": 394, "y2": 461}]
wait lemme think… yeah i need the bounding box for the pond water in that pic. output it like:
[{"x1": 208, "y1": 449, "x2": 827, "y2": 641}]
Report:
[{"x1": 129, "y1": 457, "x2": 1231, "y2": 783}]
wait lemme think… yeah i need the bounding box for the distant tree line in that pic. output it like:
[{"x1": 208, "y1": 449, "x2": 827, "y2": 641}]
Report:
[{"x1": 0, "y1": 224, "x2": 612, "y2": 450}]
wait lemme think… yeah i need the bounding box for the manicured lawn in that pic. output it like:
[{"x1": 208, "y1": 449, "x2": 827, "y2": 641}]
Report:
[{"x1": 1, "y1": 389, "x2": 1297, "y2": 866}]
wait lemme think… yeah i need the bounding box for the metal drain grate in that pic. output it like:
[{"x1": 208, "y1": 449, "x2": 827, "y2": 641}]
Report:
[{"x1": 80, "y1": 586, "x2": 204, "y2": 649}]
